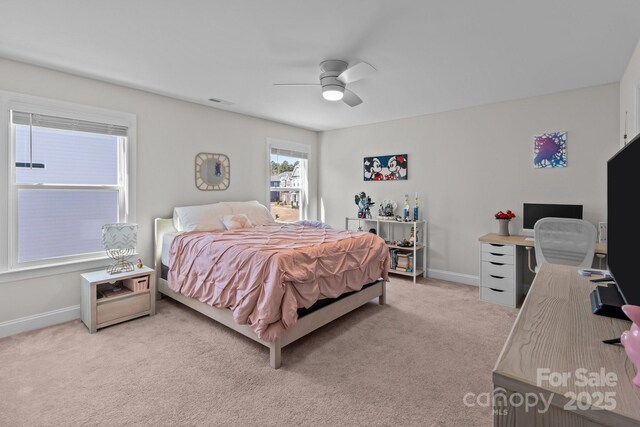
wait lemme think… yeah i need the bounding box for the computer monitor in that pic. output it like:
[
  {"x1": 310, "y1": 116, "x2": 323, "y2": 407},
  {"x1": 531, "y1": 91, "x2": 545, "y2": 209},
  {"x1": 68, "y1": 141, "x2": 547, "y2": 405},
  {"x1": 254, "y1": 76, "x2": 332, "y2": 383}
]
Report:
[
  {"x1": 607, "y1": 133, "x2": 640, "y2": 305},
  {"x1": 522, "y1": 203, "x2": 583, "y2": 235}
]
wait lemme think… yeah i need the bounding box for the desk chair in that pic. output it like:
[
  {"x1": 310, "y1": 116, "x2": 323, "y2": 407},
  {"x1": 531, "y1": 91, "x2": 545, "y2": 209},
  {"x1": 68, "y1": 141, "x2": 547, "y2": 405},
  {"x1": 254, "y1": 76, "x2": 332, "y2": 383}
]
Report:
[{"x1": 533, "y1": 218, "x2": 597, "y2": 272}]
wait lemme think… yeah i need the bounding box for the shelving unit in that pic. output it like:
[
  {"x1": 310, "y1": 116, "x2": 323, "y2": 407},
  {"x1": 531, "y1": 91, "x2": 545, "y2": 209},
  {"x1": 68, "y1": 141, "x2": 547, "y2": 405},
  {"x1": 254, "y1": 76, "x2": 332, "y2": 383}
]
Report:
[
  {"x1": 81, "y1": 266, "x2": 156, "y2": 333},
  {"x1": 345, "y1": 217, "x2": 428, "y2": 284}
]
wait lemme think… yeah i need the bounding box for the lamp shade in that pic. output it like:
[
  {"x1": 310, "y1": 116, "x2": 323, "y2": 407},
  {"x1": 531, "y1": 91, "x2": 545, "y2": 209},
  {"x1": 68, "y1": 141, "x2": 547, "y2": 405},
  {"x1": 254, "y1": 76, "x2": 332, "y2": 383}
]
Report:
[{"x1": 102, "y1": 223, "x2": 137, "y2": 250}]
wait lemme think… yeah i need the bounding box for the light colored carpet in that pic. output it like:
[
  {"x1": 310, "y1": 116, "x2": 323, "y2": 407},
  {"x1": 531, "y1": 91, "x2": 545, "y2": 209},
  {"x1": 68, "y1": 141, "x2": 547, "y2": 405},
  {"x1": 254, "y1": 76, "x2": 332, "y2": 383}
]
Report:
[{"x1": 0, "y1": 277, "x2": 517, "y2": 426}]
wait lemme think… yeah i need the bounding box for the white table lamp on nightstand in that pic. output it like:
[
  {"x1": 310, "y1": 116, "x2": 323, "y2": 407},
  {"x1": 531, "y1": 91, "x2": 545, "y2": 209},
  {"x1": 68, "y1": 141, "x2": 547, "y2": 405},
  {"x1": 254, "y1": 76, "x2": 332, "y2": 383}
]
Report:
[{"x1": 102, "y1": 223, "x2": 137, "y2": 274}]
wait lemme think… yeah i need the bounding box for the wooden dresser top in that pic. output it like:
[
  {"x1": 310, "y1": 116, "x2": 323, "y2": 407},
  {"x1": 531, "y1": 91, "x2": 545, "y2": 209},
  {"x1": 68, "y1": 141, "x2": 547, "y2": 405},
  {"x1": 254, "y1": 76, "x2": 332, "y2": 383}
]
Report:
[{"x1": 493, "y1": 263, "x2": 640, "y2": 425}]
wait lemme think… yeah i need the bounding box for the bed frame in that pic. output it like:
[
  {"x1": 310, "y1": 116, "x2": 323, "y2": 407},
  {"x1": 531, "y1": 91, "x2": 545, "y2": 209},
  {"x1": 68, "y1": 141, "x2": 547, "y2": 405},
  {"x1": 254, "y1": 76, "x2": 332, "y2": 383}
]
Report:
[{"x1": 153, "y1": 218, "x2": 386, "y2": 369}]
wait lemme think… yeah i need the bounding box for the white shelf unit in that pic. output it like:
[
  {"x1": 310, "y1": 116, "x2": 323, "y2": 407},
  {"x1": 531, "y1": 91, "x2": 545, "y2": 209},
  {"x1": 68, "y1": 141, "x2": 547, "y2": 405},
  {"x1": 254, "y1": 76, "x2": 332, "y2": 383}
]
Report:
[{"x1": 345, "y1": 217, "x2": 428, "y2": 284}]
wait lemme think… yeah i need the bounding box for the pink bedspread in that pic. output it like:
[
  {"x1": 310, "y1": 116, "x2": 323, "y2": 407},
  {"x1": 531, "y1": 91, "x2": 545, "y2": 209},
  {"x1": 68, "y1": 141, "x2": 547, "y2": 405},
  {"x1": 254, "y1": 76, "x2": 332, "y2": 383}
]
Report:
[{"x1": 168, "y1": 223, "x2": 390, "y2": 342}]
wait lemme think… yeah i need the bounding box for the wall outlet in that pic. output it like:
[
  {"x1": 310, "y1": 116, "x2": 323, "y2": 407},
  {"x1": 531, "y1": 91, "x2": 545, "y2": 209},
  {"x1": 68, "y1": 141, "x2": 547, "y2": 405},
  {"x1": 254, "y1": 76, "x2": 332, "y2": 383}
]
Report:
[{"x1": 598, "y1": 222, "x2": 607, "y2": 244}]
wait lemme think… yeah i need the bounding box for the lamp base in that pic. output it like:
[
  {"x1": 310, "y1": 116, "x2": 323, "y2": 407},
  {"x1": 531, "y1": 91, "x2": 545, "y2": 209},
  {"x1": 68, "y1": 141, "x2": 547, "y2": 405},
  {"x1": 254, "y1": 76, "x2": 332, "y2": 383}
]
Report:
[{"x1": 106, "y1": 259, "x2": 135, "y2": 275}]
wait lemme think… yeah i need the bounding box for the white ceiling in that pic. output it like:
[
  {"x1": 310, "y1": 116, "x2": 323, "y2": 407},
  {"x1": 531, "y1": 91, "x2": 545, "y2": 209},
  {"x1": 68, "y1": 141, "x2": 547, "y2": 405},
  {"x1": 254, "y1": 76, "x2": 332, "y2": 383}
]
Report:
[{"x1": 1, "y1": 0, "x2": 640, "y2": 131}]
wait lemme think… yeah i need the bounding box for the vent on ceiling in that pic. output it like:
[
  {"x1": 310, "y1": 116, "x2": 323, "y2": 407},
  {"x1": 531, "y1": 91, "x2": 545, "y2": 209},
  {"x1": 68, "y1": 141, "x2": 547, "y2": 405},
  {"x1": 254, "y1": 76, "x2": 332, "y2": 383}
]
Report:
[{"x1": 208, "y1": 97, "x2": 233, "y2": 106}]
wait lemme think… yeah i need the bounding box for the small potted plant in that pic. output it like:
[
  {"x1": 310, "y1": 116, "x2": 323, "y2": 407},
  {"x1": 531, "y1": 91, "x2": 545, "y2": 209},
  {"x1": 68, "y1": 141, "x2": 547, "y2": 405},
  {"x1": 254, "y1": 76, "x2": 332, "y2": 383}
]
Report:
[{"x1": 494, "y1": 210, "x2": 516, "y2": 236}]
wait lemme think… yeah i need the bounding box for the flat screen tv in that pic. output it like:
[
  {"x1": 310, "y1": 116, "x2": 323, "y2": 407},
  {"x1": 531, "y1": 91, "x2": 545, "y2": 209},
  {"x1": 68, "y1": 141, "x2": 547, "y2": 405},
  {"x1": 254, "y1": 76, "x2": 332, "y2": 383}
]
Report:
[
  {"x1": 608, "y1": 133, "x2": 640, "y2": 305},
  {"x1": 522, "y1": 203, "x2": 583, "y2": 233}
]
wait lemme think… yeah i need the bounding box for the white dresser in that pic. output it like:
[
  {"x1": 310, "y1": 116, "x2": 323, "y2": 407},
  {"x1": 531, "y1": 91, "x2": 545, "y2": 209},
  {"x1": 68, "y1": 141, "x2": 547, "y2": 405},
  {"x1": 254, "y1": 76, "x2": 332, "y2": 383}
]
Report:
[{"x1": 479, "y1": 241, "x2": 523, "y2": 307}]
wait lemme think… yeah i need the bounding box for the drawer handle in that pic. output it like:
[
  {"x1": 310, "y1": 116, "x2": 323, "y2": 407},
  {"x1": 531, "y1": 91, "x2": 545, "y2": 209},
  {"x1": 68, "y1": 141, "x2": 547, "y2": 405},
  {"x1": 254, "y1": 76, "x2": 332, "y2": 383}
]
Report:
[
  {"x1": 490, "y1": 244, "x2": 504, "y2": 247},
  {"x1": 490, "y1": 261, "x2": 504, "y2": 266},
  {"x1": 489, "y1": 288, "x2": 505, "y2": 293},
  {"x1": 490, "y1": 252, "x2": 504, "y2": 256},
  {"x1": 489, "y1": 274, "x2": 505, "y2": 279}
]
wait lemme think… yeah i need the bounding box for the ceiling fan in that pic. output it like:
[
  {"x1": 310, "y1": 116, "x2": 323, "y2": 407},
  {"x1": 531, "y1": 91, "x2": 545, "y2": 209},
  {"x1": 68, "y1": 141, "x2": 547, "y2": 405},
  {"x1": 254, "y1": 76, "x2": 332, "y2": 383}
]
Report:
[{"x1": 274, "y1": 60, "x2": 376, "y2": 107}]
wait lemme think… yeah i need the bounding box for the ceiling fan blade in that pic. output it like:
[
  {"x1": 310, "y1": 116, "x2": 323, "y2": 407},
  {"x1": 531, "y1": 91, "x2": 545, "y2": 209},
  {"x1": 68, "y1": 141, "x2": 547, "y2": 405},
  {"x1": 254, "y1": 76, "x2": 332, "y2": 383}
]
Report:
[
  {"x1": 273, "y1": 83, "x2": 320, "y2": 86},
  {"x1": 342, "y1": 89, "x2": 363, "y2": 107},
  {"x1": 337, "y1": 62, "x2": 376, "y2": 84}
]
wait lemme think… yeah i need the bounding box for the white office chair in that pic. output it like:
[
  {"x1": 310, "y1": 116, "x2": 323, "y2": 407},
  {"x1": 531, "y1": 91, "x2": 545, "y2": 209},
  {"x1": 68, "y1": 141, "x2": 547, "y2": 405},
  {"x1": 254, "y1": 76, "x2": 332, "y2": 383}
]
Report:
[{"x1": 533, "y1": 218, "x2": 597, "y2": 272}]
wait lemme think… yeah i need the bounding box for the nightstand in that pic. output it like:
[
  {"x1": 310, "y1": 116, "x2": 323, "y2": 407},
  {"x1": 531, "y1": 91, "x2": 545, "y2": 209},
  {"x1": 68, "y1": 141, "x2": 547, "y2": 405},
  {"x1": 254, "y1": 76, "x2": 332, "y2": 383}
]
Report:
[{"x1": 80, "y1": 266, "x2": 156, "y2": 333}]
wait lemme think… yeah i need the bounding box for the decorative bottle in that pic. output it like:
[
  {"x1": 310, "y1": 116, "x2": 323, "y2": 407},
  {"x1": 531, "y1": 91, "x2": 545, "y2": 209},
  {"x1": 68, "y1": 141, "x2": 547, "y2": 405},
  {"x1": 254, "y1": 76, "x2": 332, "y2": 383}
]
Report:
[
  {"x1": 403, "y1": 194, "x2": 410, "y2": 221},
  {"x1": 414, "y1": 192, "x2": 419, "y2": 221}
]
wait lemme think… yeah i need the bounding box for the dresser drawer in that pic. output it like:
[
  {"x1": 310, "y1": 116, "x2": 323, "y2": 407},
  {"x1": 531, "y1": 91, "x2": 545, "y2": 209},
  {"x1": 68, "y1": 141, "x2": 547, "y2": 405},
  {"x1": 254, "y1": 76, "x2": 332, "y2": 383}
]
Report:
[
  {"x1": 481, "y1": 243, "x2": 514, "y2": 255},
  {"x1": 481, "y1": 269, "x2": 515, "y2": 292},
  {"x1": 97, "y1": 293, "x2": 150, "y2": 325},
  {"x1": 480, "y1": 286, "x2": 515, "y2": 307},
  {"x1": 481, "y1": 251, "x2": 514, "y2": 265},
  {"x1": 482, "y1": 261, "x2": 514, "y2": 279}
]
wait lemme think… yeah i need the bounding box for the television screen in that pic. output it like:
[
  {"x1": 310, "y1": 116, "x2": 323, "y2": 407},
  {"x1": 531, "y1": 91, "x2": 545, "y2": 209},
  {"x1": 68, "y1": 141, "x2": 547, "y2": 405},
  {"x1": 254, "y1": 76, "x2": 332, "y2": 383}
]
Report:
[
  {"x1": 522, "y1": 203, "x2": 583, "y2": 230},
  {"x1": 608, "y1": 135, "x2": 640, "y2": 305}
]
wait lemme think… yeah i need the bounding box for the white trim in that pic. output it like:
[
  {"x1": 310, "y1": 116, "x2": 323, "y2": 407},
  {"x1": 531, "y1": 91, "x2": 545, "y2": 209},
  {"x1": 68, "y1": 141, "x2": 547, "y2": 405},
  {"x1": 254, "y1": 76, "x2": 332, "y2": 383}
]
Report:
[
  {"x1": 426, "y1": 268, "x2": 479, "y2": 286},
  {"x1": 0, "y1": 304, "x2": 80, "y2": 339},
  {"x1": 0, "y1": 257, "x2": 111, "y2": 284}
]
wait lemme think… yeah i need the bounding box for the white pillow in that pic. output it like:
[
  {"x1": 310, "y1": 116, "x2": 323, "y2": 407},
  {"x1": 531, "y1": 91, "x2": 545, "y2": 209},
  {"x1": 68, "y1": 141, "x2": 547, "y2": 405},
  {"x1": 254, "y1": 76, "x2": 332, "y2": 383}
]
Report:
[
  {"x1": 225, "y1": 201, "x2": 275, "y2": 226},
  {"x1": 173, "y1": 202, "x2": 233, "y2": 232},
  {"x1": 221, "y1": 214, "x2": 253, "y2": 230}
]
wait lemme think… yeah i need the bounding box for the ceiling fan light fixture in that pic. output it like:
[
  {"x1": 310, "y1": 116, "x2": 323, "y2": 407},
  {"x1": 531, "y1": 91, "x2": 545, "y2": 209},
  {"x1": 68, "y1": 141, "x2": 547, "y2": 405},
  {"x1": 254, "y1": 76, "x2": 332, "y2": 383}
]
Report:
[{"x1": 322, "y1": 86, "x2": 344, "y2": 101}]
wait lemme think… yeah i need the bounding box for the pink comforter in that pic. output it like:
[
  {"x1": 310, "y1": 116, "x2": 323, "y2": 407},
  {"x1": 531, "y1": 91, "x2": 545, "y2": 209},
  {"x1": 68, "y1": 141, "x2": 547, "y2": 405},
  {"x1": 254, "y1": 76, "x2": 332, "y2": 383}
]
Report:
[{"x1": 168, "y1": 223, "x2": 390, "y2": 342}]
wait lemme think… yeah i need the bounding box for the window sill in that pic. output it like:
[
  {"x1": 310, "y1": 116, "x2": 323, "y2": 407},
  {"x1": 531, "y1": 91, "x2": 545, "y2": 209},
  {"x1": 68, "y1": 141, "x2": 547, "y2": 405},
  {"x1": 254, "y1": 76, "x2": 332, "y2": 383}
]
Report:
[{"x1": 0, "y1": 256, "x2": 115, "y2": 284}]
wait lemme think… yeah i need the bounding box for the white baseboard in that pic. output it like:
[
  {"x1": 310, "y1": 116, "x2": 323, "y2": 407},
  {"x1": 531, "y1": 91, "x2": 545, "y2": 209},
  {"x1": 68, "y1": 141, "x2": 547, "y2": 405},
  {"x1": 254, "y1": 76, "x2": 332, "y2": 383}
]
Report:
[
  {"x1": 0, "y1": 305, "x2": 80, "y2": 339},
  {"x1": 426, "y1": 268, "x2": 479, "y2": 287}
]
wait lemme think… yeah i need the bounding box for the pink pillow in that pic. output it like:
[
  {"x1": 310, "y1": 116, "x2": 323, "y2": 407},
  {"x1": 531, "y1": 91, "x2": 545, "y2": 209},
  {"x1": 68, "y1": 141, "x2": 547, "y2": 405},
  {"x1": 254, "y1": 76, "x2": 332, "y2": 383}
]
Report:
[{"x1": 221, "y1": 214, "x2": 253, "y2": 230}]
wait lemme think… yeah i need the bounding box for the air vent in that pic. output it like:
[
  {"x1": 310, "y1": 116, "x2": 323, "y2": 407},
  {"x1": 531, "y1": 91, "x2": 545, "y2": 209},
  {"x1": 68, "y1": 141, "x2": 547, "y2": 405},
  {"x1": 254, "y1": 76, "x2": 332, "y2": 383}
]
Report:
[{"x1": 208, "y1": 97, "x2": 233, "y2": 106}]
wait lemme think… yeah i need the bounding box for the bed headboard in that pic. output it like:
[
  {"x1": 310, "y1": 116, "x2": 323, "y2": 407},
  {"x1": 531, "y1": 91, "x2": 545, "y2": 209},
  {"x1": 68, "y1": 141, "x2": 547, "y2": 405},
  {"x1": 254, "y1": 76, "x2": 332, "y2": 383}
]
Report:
[{"x1": 154, "y1": 218, "x2": 177, "y2": 281}]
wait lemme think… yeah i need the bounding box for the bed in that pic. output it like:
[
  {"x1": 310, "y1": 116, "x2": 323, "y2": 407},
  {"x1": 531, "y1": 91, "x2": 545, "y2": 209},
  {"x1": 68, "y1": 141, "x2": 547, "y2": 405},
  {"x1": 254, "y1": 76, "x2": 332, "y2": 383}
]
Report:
[{"x1": 153, "y1": 201, "x2": 390, "y2": 369}]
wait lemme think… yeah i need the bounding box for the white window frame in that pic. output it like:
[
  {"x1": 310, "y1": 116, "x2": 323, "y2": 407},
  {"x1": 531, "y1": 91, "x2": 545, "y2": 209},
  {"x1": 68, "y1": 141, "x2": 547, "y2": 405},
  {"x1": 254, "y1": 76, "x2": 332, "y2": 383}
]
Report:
[
  {"x1": 0, "y1": 90, "x2": 136, "y2": 282},
  {"x1": 266, "y1": 138, "x2": 311, "y2": 221}
]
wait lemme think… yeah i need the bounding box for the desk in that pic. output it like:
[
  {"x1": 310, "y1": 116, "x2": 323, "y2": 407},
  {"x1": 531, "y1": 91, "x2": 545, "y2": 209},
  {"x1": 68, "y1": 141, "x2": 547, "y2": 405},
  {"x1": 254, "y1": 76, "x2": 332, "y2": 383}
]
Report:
[
  {"x1": 493, "y1": 263, "x2": 640, "y2": 426},
  {"x1": 479, "y1": 233, "x2": 607, "y2": 254},
  {"x1": 478, "y1": 234, "x2": 607, "y2": 307}
]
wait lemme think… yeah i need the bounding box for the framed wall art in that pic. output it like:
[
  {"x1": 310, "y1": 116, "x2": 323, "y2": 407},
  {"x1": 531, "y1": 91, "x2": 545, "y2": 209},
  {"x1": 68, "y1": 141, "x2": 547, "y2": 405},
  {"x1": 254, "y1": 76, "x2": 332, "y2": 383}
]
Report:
[
  {"x1": 533, "y1": 132, "x2": 567, "y2": 168},
  {"x1": 363, "y1": 154, "x2": 408, "y2": 181}
]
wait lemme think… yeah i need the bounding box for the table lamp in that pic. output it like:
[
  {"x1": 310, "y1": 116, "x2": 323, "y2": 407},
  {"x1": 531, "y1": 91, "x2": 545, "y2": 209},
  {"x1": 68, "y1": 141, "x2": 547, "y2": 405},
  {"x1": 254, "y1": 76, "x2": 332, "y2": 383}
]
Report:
[{"x1": 102, "y1": 223, "x2": 137, "y2": 274}]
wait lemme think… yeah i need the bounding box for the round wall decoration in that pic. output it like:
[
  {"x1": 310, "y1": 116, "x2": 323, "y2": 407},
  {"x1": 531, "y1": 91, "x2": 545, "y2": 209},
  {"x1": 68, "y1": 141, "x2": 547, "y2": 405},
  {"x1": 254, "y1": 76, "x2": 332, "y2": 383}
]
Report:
[{"x1": 195, "y1": 153, "x2": 230, "y2": 191}]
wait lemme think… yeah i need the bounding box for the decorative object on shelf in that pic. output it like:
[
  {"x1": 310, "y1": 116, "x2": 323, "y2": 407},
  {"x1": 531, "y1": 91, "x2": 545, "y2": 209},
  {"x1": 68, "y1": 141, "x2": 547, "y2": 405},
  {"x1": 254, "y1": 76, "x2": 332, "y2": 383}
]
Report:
[
  {"x1": 494, "y1": 210, "x2": 516, "y2": 236},
  {"x1": 621, "y1": 305, "x2": 640, "y2": 387},
  {"x1": 395, "y1": 214, "x2": 403, "y2": 222},
  {"x1": 395, "y1": 238, "x2": 413, "y2": 247},
  {"x1": 534, "y1": 131, "x2": 567, "y2": 168},
  {"x1": 354, "y1": 191, "x2": 375, "y2": 218},
  {"x1": 403, "y1": 194, "x2": 410, "y2": 221},
  {"x1": 195, "y1": 152, "x2": 230, "y2": 190},
  {"x1": 136, "y1": 258, "x2": 143, "y2": 269},
  {"x1": 378, "y1": 199, "x2": 397, "y2": 217},
  {"x1": 368, "y1": 228, "x2": 377, "y2": 235},
  {"x1": 413, "y1": 192, "x2": 419, "y2": 220},
  {"x1": 363, "y1": 154, "x2": 408, "y2": 181},
  {"x1": 102, "y1": 223, "x2": 137, "y2": 274}
]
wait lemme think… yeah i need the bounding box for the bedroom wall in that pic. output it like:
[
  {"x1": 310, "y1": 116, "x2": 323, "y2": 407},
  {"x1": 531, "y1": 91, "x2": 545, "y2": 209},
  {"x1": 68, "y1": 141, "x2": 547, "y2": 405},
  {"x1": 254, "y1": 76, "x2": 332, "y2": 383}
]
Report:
[
  {"x1": 620, "y1": 36, "x2": 640, "y2": 145},
  {"x1": 0, "y1": 58, "x2": 317, "y2": 333},
  {"x1": 319, "y1": 83, "x2": 619, "y2": 284}
]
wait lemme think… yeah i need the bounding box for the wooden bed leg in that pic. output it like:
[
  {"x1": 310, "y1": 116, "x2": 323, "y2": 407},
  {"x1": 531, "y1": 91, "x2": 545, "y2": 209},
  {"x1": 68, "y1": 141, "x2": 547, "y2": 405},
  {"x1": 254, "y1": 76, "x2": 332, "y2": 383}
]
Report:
[
  {"x1": 270, "y1": 340, "x2": 282, "y2": 369},
  {"x1": 379, "y1": 281, "x2": 387, "y2": 305}
]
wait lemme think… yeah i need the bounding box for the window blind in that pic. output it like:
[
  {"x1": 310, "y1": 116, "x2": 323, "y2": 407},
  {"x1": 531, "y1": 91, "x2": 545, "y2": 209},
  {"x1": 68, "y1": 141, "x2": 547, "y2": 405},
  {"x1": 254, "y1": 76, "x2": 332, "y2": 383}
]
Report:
[
  {"x1": 270, "y1": 147, "x2": 308, "y2": 159},
  {"x1": 12, "y1": 111, "x2": 128, "y2": 136}
]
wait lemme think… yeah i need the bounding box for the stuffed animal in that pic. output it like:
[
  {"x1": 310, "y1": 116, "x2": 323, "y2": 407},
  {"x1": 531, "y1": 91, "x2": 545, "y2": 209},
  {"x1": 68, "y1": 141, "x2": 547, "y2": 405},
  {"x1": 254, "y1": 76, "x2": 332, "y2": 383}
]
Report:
[{"x1": 621, "y1": 305, "x2": 640, "y2": 387}]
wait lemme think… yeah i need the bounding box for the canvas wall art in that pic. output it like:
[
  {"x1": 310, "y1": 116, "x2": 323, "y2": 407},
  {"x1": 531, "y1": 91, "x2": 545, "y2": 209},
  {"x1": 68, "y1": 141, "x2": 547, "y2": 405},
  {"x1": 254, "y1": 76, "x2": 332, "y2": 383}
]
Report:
[
  {"x1": 363, "y1": 154, "x2": 408, "y2": 181},
  {"x1": 533, "y1": 132, "x2": 567, "y2": 168}
]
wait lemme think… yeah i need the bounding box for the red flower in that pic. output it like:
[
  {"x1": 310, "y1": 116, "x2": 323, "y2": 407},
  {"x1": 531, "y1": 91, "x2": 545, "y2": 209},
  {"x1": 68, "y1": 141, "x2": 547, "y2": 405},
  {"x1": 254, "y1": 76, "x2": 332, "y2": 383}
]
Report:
[{"x1": 495, "y1": 210, "x2": 516, "y2": 219}]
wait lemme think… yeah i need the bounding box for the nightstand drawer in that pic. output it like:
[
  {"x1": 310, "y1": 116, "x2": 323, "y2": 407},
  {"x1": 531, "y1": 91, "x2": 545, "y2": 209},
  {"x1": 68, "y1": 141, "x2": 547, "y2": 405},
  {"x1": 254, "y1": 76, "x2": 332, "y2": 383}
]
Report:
[
  {"x1": 97, "y1": 293, "x2": 150, "y2": 325},
  {"x1": 481, "y1": 269, "x2": 515, "y2": 292},
  {"x1": 480, "y1": 287, "x2": 515, "y2": 307},
  {"x1": 481, "y1": 251, "x2": 514, "y2": 265},
  {"x1": 481, "y1": 243, "x2": 514, "y2": 256},
  {"x1": 482, "y1": 261, "x2": 514, "y2": 279}
]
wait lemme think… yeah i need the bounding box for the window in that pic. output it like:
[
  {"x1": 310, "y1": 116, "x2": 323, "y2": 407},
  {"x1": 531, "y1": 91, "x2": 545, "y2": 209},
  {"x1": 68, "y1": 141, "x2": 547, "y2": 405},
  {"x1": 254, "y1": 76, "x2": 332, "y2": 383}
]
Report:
[
  {"x1": 269, "y1": 143, "x2": 309, "y2": 223},
  {"x1": 1, "y1": 95, "x2": 135, "y2": 273}
]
